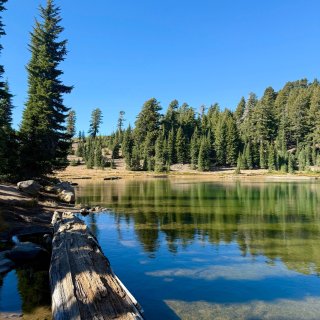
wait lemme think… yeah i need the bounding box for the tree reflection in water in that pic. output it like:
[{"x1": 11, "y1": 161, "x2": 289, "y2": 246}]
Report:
[{"x1": 77, "y1": 179, "x2": 320, "y2": 275}]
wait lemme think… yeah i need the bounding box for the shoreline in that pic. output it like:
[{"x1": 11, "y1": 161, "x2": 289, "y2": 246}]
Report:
[{"x1": 55, "y1": 164, "x2": 320, "y2": 183}]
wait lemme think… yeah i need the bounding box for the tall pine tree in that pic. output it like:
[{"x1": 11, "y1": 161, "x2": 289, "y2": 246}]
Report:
[{"x1": 20, "y1": 0, "x2": 72, "y2": 178}]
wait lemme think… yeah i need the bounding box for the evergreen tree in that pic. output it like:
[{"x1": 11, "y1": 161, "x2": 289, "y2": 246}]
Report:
[
  {"x1": 20, "y1": 0, "x2": 72, "y2": 178},
  {"x1": 244, "y1": 142, "x2": 253, "y2": 169},
  {"x1": 66, "y1": 110, "x2": 76, "y2": 138},
  {"x1": 117, "y1": 110, "x2": 125, "y2": 133},
  {"x1": 225, "y1": 113, "x2": 239, "y2": 166},
  {"x1": 175, "y1": 127, "x2": 186, "y2": 163},
  {"x1": 154, "y1": 132, "x2": 166, "y2": 172},
  {"x1": 89, "y1": 108, "x2": 103, "y2": 138},
  {"x1": 164, "y1": 99, "x2": 179, "y2": 132},
  {"x1": 298, "y1": 148, "x2": 306, "y2": 171},
  {"x1": 214, "y1": 116, "x2": 226, "y2": 165},
  {"x1": 234, "y1": 97, "x2": 246, "y2": 125},
  {"x1": 130, "y1": 144, "x2": 141, "y2": 171},
  {"x1": 143, "y1": 131, "x2": 155, "y2": 171},
  {"x1": 268, "y1": 143, "x2": 276, "y2": 171},
  {"x1": 167, "y1": 128, "x2": 176, "y2": 164},
  {"x1": 259, "y1": 142, "x2": 266, "y2": 169},
  {"x1": 85, "y1": 138, "x2": 95, "y2": 169},
  {"x1": 122, "y1": 125, "x2": 134, "y2": 169},
  {"x1": 94, "y1": 140, "x2": 104, "y2": 169},
  {"x1": 288, "y1": 152, "x2": 295, "y2": 173},
  {"x1": 198, "y1": 136, "x2": 211, "y2": 171},
  {"x1": 0, "y1": 82, "x2": 17, "y2": 179},
  {"x1": 190, "y1": 128, "x2": 200, "y2": 169}
]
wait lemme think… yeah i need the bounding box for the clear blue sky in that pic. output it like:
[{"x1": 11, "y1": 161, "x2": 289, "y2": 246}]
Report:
[{"x1": 2, "y1": 0, "x2": 320, "y2": 134}]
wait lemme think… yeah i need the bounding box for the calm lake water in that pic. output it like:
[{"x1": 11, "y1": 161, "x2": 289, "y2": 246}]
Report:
[
  {"x1": 76, "y1": 178, "x2": 320, "y2": 320},
  {"x1": 1, "y1": 178, "x2": 320, "y2": 320}
]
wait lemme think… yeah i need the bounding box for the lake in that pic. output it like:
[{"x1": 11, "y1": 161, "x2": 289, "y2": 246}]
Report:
[
  {"x1": 1, "y1": 178, "x2": 320, "y2": 320},
  {"x1": 76, "y1": 178, "x2": 320, "y2": 320}
]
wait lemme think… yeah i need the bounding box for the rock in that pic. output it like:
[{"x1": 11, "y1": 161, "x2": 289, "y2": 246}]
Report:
[
  {"x1": 44, "y1": 185, "x2": 55, "y2": 193},
  {"x1": 53, "y1": 182, "x2": 75, "y2": 203},
  {"x1": 17, "y1": 180, "x2": 41, "y2": 195},
  {"x1": 54, "y1": 181, "x2": 74, "y2": 193},
  {"x1": 58, "y1": 190, "x2": 75, "y2": 203},
  {"x1": 7, "y1": 242, "x2": 48, "y2": 264},
  {"x1": 80, "y1": 208, "x2": 89, "y2": 215}
]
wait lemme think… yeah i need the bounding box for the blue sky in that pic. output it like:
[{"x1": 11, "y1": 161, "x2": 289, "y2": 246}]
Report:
[{"x1": 2, "y1": 0, "x2": 320, "y2": 134}]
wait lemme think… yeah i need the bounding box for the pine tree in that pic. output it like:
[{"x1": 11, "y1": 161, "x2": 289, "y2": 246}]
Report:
[
  {"x1": 198, "y1": 136, "x2": 211, "y2": 171},
  {"x1": 89, "y1": 108, "x2": 103, "y2": 138},
  {"x1": 94, "y1": 140, "x2": 104, "y2": 169},
  {"x1": 259, "y1": 141, "x2": 266, "y2": 169},
  {"x1": 167, "y1": 128, "x2": 176, "y2": 164},
  {"x1": 190, "y1": 127, "x2": 200, "y2": 169},
  {"x1": 214, "y1": 116, "x2": 226, "y2": 165},
  {"x1": 268, "y1": 143, "x2": 276, "y2": 171},
  {"x1": 20, "y1": 0, "x2": 72, "y2": 178},
  {"x1": 164, "y1": 99, "x2": 179, "y2": 132},
  {"x1": 117, "y1": 111, "x2": 125, "y2": 133},
  {"x1": 175, "y1": 127, "x2": 186, "y2": 164},
  {"x1": 122, "y1": 125, "x2": 133, "y2": 169},
  {"x1": 254, "y1": 87, "x2": 277, "y2": 143},
  {"x1": 298, "y1": 148, "x2": 306, "y2": 171},
  {"x1": 154, "y1": 133, "x2": 166, "y2": 172},
  {"x1": 225, "y1": 113, "x2": 239, "y2": 166},
  {"x1": 288, "y1": 152, "x2": 294, "y2": 173},
  {"x1": 134, "y1": 98, "x2": 161, "y2": 167},
  {"x1": 66, "y1": 110, "x2": 76, "y2": 138},
  {"x1": 86, "y1": 146, "x2": 94, "y2": 169},
  {"x1": 234, "y1": 97, "x2": 246, "y2": 125},
  {"x1": 244, "y1": 142, "x2": 253, "y2": 169},
  {"x1": 130, "y1": 144, "x2": 141, "y2": 171},
  {"x1": 0, "y1": 82, "x2": 17, "y2": 179}
]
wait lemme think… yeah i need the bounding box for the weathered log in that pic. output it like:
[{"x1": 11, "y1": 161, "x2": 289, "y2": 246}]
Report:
[{"x1": 50, "y1": 211, "x2": 144, "y2": 320}]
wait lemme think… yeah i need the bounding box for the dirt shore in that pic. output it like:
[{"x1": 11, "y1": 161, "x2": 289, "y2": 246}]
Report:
[
  {"x1": 55, "y1": 160, "x2": 320, "y2": 183},
  {"x1": 0, "y1": 184, "x2": 77, "y2": 241}
]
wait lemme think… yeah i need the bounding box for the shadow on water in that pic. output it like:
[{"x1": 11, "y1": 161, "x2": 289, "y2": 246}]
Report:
[{"x1": 0, "y1": 252, "x2": 51, "y2": 317}]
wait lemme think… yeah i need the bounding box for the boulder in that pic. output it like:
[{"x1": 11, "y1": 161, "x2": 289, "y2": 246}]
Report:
[
  {"x1": 53, "y1": 181, "x2": 74, "y2": 193},
  {"x1": 58, "y1": 190, "x2": 75, "y2": 203},
  {"x1": 44, "y1": 185, "x2": 55, "y2": 193},
  {"x1": 17, "y1": 180, "x2": 41, "y2": 195},
  {"x1": 7, "y1": 242, "x2": 48, "y2": 264}
]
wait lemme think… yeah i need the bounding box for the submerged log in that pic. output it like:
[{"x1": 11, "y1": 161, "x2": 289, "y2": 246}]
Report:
[{"x1": 50, "y1": 211, "x2": 144, "y2": 320}]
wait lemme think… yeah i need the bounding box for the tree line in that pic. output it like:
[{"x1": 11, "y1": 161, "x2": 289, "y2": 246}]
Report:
[
  {"x1": 105, "y1": 80, "x2": 320, "y2": 173},
  {"x1": 78, "y1": 79, "x2": 320, "y2": 173},
  {"x1": 0, "y1": 0, "x2": 74, "y2": 181}
]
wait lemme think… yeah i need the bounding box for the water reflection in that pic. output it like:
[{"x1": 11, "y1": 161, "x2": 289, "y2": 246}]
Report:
[
  {"x1": 0, "y1": 255, "x2": 51, "y2": 318},
  {"x1": 77, "y1": 179, "x2": 320, "y2": 275}
]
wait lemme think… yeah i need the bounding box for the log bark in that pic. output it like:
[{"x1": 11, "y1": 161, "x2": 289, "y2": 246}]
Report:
[{"x1": 50, "y1": 211, "x2": 144, "y2": 320}]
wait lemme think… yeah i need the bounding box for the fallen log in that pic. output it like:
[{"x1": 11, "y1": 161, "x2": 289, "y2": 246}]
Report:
[{"x1": 50, "y1": 211, "x2": 144, "y2": 320}]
